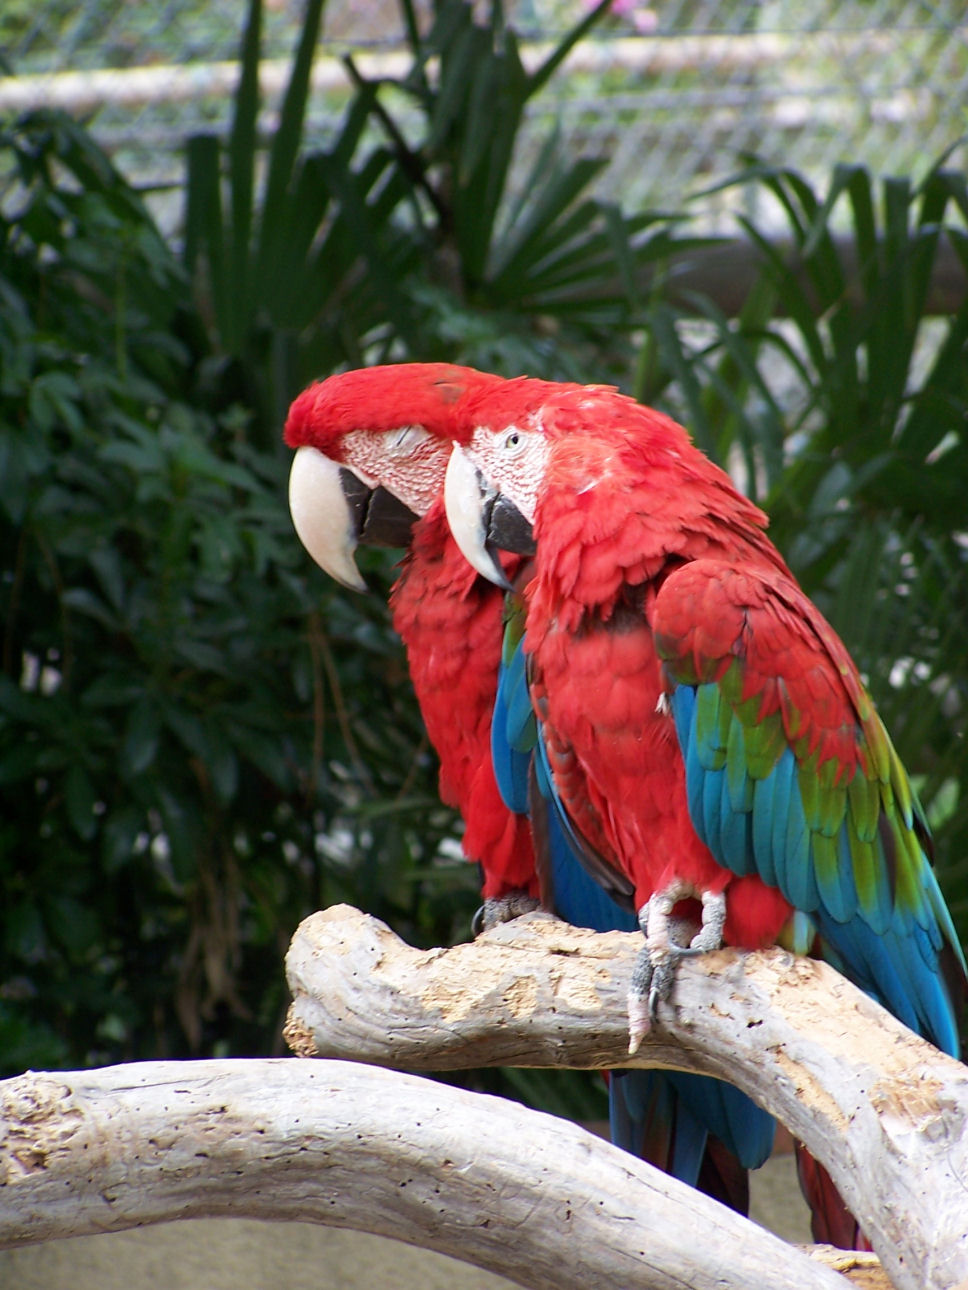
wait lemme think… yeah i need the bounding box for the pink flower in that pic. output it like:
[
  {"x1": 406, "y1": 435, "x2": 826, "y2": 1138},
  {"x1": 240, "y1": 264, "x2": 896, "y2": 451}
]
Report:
[{"x1": 592, "y1": 0, "x2": 659, "y2": 33}]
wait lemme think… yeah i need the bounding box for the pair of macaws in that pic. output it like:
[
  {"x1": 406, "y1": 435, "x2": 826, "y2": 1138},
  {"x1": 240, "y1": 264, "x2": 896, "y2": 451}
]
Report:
[{"x1": 284, "y1": 362, "x2": 966, "y2": 1244}]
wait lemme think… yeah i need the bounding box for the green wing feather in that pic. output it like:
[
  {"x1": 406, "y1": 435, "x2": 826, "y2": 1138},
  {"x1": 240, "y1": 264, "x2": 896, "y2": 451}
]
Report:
[{"x1": 654, "y1": 558, "x2": 965, "y2": 1054}]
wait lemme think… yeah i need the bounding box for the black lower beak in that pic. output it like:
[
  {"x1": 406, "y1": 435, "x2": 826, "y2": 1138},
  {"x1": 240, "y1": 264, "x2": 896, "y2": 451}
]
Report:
[
  {"x1": 340, "y1": 469, "x2": 418, "y2": 548},
  {"x1": 483, "y1": 493, "x2": 536, "y2": 559}
]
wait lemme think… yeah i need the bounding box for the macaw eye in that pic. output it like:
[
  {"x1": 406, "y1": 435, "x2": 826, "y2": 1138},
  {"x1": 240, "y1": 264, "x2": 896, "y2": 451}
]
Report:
[
  {"x1": 503, "y1": 429, "x2": 523, "y2": 452},
  {"x1": 389, "y1": 425, "x2": 427, "y2": 454}
]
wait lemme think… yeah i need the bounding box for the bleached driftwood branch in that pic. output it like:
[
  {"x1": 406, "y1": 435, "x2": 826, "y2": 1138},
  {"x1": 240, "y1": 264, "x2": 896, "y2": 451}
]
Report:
[
  {"x1": 284, "y1": 905, "x2": 968, "y2": 1290},
  {"x1": 1, "y1": 903, "x2": 961, "y2": 1290},
  {"x1": 1, "y1": 1058, "x2": 854, "y2": 1290}
]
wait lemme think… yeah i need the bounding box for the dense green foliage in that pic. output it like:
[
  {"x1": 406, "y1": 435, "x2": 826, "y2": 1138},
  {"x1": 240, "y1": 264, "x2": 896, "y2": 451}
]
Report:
[
  {"x1": 1, "y1": 0, "x2": 966, "y2": 1095},
  {"x1": 0, "y1": 110, "x2": 475, "y2": 1075},
  {"x1": 181, "y1": 0, "x2": 681, "y2": 440}
]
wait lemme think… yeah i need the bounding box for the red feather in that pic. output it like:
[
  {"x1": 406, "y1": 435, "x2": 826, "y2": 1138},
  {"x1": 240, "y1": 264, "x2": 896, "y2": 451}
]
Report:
[
  {"x1": 504, "y1": 393, "x2": 794, "y2": 938},
  {"x1": 451, "y1": 376, "x2": 907, "y2": 1247},
  {"x1": 390, "y1": 502, "x2": 538, "y2": 898}
]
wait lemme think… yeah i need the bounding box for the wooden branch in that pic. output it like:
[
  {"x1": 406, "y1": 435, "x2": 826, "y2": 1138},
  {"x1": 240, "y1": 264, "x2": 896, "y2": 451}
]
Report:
[
  {"x1": 285, "y1": 905, "x2": 968, "y2": 1290},
  {"x1": 0, "y1": 1058, "x2": 851, "y2": 1290}
]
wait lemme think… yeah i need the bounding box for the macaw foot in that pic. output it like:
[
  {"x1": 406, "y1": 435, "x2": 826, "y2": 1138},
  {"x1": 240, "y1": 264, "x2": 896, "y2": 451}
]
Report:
[
  {"x1": 627, "y1": 882, "x2": 726, "y2": 1054},
  {"x1": 471, "y1": 890, "x2": 541, "y2": 936}
]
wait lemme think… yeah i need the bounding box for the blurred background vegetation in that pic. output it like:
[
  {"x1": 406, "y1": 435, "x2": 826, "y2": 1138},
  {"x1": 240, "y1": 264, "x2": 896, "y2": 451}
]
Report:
[{"x1": 1, "y1": 0, "x2": 966, "y2": 1129}]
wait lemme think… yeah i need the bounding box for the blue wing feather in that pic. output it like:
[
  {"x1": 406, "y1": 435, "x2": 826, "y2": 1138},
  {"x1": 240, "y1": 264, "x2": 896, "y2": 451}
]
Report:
[
  {"x1": 751, "y1": 770, "x2": 779, "y2": 888},
  {"x1": 768, "y1": 750, "x2": 796, "y2": 888},
  {"x1": 719, "y1": 773, "x2": 753, "y2": 878},
  {"x1": 491, "y1": 642, "x2": 533, "y2": 814},
  {"x1": 780, "y1": 774, "x2": 816, "y2": 911},
  {"x1": 502, "y1": 633, "x2": 536, "y2": 753},
  {"x1": 701, "y1": 761, "x2": 724, "y2": 861},
  {"x1": 610, "y1": 1071, "x2": 707, "y2": 1185},
  {"x1": 670, "y1": 675, "x2": 963, "y2": 1059},
  {"x1": 671, "y1": 1073, "x2": 775, "y2": 1169}
]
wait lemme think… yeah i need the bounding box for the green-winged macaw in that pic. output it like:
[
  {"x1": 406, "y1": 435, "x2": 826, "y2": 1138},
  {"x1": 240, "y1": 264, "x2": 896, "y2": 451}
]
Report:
[
  {"x1": 444, "y1": 373, "x2": 967, "y2": 1244},
  {"x1": 283, "y1": 362, "x2": 776, "y2": 1221},
  {"x1": 285, "y1": 363, "x2": 539, "y2": 923}
]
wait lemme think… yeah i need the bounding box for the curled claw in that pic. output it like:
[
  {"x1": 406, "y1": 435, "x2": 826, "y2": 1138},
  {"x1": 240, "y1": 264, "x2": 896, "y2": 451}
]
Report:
[
  {"x1": 472, "y1": 891, "x2": 540, "y2": 936},
  {"x1": 627, "y1": 885, "x2": 727, "y2": 1054},
  {"x1": 692, "y1": 889, "x2": 728, "y2": 952}
]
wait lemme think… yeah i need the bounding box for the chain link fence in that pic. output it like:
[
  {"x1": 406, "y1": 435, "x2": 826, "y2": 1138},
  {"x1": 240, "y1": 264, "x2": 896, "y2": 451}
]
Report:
[{"x1": 2, "y1": 1, "x2": 967, "y2": 230}]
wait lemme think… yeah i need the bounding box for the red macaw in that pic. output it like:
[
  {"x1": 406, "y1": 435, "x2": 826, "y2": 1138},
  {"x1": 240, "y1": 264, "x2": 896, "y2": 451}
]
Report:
[
  {"x1": 445, "y1": 374, "x2": 967, "y2": 1243},
  {"x1": 285, "y1": 363, "x2": 539, "y2": 923},
  {"x1": 283, "y1": 362, "x2": 775, "y2": 1220}
]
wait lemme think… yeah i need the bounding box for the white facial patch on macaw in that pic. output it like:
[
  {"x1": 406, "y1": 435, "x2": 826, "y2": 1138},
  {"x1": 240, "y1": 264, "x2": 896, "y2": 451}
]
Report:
[
  {"x1": 463, "y1": 422, "x2": 550, "y2": 524},
  {"x1": 341, "y1": 425, "x2": 450, "y2": 515}
]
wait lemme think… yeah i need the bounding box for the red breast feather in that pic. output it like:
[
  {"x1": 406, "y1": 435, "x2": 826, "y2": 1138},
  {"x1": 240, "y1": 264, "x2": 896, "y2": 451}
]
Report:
[{"x1": 390, "y1": 501, "x2": 537, "y2": 898}]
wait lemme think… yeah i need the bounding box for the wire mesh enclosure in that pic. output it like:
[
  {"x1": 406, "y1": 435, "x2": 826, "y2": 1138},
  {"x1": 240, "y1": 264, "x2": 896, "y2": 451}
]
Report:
[{"x1": 3, "y1": 1, "x2": 966, "y2": 227}]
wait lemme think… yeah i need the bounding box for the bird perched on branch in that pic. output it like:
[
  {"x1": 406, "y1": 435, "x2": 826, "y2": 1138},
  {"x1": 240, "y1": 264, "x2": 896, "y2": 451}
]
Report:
[
  {"x1": 444, "y1": 371, "x2": 967, "y2": 1245},
  {"x1": 285, "y1": 363, "x2": 539, "y2": 924},
  {"x1": 283, "y1": 362, "x2": 774, "y2": 1219}
]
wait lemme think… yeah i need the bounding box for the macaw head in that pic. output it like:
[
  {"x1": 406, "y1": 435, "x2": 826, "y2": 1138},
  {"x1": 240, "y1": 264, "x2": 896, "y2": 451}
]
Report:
[
  {"x1": 446, "y1": 376, "x2": 773, "y2": 604},
  {"x1": 284, "y1": 362, "x2": 504, "y2": 590},
  {"x1": 444, "y1": 376, "x2": 637, "y2": 589}
]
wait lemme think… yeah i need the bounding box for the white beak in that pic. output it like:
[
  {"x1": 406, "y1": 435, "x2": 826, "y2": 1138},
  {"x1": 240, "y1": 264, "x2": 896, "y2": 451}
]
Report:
[
  {"x1": 444, "y1": 446, "x2": 512, "y2": 590},
  {"x1": 288, "y1": 445, "x2": 366, "y2": 592}
]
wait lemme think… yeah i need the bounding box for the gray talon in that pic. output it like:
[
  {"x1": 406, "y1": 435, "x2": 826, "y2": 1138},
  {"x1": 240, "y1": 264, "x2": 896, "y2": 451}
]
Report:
[
  {"x1": 476, "y1": 890, "x2": 540, "y2": 933},
  {"x1": 627, "y1": 884, "x2": 727, "y2": 1053}
]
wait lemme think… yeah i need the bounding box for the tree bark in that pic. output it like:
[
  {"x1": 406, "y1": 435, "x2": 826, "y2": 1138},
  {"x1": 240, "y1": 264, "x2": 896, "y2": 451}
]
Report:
[
  {"x1": 1, "y1": 1057, "x2": 851, "y2": 1290},
  {"x1": 284, "y1": 905, "x2": 968, "y2": 1290}
]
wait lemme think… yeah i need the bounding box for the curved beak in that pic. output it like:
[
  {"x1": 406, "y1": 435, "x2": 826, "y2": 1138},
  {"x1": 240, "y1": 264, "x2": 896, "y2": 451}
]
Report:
[
  {"x1": 444, "y1": 447, "x2": 535, "y2": 591},
  {"x1": 288, "y1": 446, "x2": 417, "y2": 591}
]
